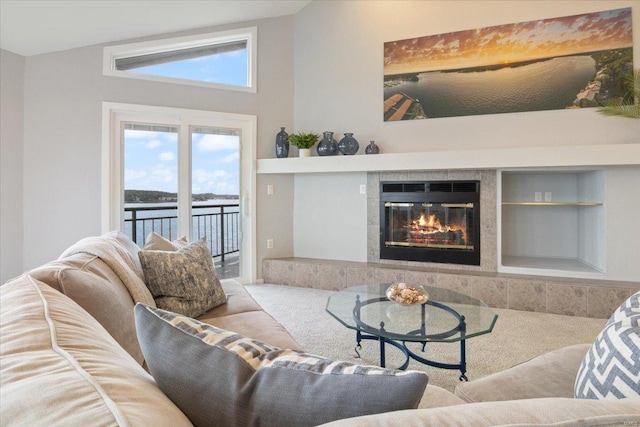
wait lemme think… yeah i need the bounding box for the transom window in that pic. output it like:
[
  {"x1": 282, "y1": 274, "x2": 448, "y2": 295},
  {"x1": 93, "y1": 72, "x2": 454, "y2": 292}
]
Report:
[{"x1": 103, "y1": 27, "x2": 256, "y2": 92}]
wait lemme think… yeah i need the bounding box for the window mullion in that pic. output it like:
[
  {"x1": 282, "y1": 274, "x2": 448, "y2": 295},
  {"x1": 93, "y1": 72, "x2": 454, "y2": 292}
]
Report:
[{"x1": 177, "y1": 123, "x2": 192, "y2": 241}]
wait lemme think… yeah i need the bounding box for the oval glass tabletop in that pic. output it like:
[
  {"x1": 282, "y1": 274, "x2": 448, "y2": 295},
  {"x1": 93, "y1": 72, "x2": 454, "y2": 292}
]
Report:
[{"x1": 326, "y1": 283, "x2": 498, "y2": 343}]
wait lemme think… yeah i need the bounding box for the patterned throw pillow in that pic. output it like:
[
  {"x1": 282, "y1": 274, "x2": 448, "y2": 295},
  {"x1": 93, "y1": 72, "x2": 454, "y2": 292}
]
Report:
[
  {"x1": 134, "y1": 304, "x2": 429, "y2": 427},
  {"x1": 575, "y1": 292, "x2": 640, "y2": 399},
  {"x1": 138, "y1": 239, "x2": 226, "y2": 318}
]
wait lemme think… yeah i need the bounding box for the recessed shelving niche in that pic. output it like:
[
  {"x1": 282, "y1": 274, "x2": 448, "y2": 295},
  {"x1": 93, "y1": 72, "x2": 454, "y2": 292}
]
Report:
[{"x1": 499, "y1": 169, "x2": 605, "y2": 277}]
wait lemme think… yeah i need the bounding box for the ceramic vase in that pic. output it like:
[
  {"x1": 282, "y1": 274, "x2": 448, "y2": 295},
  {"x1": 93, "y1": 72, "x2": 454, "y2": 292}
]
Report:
[
  {"x1": 338, "y1": 133, "x2": 359, "y2": 155},
  {"x1": 299, "y1": 148, "x2": 311, "y2": 157},
  {"x1": 275, "y1": 127, "x2": 289, "y2": 158},
  {"x1": 365, "y1": 140, "x2": 380, "y2": 154},
  {"x1": 317, "y1": 131, "x2": 338, "y2": 156}
]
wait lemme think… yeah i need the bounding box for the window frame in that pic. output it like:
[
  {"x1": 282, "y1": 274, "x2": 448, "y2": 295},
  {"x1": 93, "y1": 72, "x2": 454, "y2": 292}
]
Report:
[
  {"x1": 103, "y1": 27, "x2": 257, "y2": 93},
  {"x1": 101, "y1": 102, "x2": 257, "y2": 283}
]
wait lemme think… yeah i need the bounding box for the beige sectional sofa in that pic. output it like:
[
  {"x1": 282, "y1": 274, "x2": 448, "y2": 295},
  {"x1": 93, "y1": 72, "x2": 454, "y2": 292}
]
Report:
[{"x1": 1, "y1": 231, "x2": 638, "y2": 426}]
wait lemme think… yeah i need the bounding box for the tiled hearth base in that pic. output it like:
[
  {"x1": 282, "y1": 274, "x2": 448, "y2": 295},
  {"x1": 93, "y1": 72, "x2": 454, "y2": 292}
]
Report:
[{"x1": 262, "y1": 258, "x2": 640, "y2": 319}]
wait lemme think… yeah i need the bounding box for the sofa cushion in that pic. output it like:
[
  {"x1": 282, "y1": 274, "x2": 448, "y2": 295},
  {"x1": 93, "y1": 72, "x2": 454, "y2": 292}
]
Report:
[
  {"x1": 109, "y1": 229, "x2": 146, "y2": 280},
  {"x1": 575, "y1": 291, "x2": 640, "y2": 399},
  {"x1": 455, "y1": 343, "x2": 591, "y2": 402},
  {"x1": 139, "y1": 239, "x2": 227, "y2": 318},
  {"x1": 317, "y1": 397, "x2": 640, "y2": 427},
  {"x1": 199, "y1": 309, "x2": 304, "y2": 351},
  {"x1": 0, "y1": 275, "x2": 191, "y2": 426},
  {"x1": 135, "y1": 304, "x2": 429, "y2": 427},
  {"x1": 28, "y1": 253, "x2": 145, "y2": 365}
]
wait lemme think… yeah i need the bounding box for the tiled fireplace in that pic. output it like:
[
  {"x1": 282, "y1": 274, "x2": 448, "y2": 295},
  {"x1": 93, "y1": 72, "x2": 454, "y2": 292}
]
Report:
[
  {"x1": 369, "y1": 170, "x2": 497, "y2": 272},
  {"x1": 262, "y1": 168, "x2": 639, "y2": 319}
]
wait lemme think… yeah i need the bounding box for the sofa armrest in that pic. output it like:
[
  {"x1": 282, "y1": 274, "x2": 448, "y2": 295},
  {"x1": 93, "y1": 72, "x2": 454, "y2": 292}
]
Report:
[
  {"x1": 454, "y1": 343, "x2": 591, "y2": 402},
  {"x1": 317, "y1": 397, "x2": 640, "y2": 427}
]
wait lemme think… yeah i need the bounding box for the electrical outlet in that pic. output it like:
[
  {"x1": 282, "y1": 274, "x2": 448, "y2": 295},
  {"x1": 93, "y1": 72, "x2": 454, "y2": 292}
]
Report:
[
  {"x1": 544, "y1": 192, "x2": 552, "y2": 202},
  {"x1": 267, "y1": 184, "x2": 274, "y2": 195},
  {"x1": 360, "y1": 184, "x2": 366, "y2": 195},
  {"x1": 534, "y1": 192, "x2": 542, "y2": 202},
  {"x1": 267, "y1": 239, "x2": 274, "y2": 249}
]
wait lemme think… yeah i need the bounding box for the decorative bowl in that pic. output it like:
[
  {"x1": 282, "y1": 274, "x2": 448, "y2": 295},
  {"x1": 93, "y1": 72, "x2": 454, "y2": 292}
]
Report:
[{"x1": 385, "y1": 283, "x2": 429, "y2": 305}]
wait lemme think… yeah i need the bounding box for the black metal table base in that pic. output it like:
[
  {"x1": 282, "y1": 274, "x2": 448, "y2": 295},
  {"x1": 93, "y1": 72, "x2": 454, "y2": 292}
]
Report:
[
  {"x1": 354, "y1": 330, "x2": 468, "y2": 381},
  {"x1": 352, "y1": 295, "x2": 469, "y2": 381}
]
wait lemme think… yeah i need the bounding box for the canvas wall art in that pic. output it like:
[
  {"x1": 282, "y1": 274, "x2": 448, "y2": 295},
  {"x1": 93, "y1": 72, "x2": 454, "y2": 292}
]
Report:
[{"x1": 383, "y1": 8, "x2": 633, "y2": 121}]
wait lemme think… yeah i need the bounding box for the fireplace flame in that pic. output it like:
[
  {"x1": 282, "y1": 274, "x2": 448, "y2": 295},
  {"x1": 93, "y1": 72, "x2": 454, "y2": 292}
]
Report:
[{"x1": 413, "y1": 213, "x2": 455, "y2": 234}]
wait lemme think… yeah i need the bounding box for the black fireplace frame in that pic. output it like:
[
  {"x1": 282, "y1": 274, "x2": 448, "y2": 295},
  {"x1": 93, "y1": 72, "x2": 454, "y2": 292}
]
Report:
[{"x1": 379, "y1": 181, "x2": 481, "y2": 266}]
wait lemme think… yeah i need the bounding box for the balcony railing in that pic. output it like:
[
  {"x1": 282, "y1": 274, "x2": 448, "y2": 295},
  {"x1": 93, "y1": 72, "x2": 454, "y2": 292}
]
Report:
[{"x1": 124, "y1": 203, "x2": 240, "y2": 262}]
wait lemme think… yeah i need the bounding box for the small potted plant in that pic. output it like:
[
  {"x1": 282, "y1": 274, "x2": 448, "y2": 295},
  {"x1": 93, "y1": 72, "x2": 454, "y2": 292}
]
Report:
[{"x1": 288, "y1": 131, "x2": 320, "y2": 157}]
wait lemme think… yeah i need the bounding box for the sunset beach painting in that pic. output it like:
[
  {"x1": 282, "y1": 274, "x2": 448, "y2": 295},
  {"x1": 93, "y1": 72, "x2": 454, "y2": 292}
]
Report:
[{"x1": 383, "y1": 8, "x2": 633, "y2": 120}]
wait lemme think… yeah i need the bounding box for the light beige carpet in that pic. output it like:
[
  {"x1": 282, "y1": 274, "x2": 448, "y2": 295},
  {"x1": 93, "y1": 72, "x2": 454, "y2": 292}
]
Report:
[{"x1": 245, "y1": 283, "x2": 605, "y2": 393}]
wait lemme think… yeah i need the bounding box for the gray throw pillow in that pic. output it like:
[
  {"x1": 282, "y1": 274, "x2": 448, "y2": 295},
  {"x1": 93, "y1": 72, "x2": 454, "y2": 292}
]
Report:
[
  {"x1": 138, "y1": 239, "x2": 226, "y2": 318},
  {"x1": 575, "y1": 291, "x2": 640, "y2": 399},
  {"x1": 134, "y1": 304, "x2": 428, "y2": 427}
]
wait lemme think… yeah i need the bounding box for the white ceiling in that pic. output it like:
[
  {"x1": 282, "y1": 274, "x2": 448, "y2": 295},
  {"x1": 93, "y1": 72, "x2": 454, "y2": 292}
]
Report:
[{"x1": 0, "y1": 0, "x2": 311, "y2": 57}]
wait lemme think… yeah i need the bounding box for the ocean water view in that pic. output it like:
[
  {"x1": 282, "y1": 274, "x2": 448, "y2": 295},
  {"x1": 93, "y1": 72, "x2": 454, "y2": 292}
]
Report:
[
  {"x1": 123, "y1": 199, "x2": 240, "y2": 259},
  {"x1": 384, "y1": 56, "x2": 596, "y2": 118}
]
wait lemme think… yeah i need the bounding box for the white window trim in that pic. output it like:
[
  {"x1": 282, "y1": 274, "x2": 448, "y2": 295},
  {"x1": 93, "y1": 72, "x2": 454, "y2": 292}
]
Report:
[
  {"x1": 101, "y1": 102, "x2": 257, "y2": 283},
  {"x1": 103, "y1": 27, "x2": 257, "y2": 93}
]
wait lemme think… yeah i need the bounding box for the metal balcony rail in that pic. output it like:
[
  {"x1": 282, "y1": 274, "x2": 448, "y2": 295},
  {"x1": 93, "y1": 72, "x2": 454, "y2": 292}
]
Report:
[{"x1": 124, "y1": 203, "x2": 240, "y2": 262}]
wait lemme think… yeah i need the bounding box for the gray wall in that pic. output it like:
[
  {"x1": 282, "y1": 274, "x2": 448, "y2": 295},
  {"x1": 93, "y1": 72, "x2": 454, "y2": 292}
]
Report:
[
  {"x1": 294, "y1": 0, "x2": 639, "y2": 151},
  {"x1": 0, "y1": 49, "x2": 25, "y2": 283},
  {"x1": 290, "y1": 0, "x2": 640, "y2": 280},
  {"x1": 21, "y1": 15, "x2": 295, "y2": 272}
]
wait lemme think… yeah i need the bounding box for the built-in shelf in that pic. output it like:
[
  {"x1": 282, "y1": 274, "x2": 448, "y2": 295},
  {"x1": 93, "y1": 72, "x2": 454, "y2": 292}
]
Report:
[
  {"x1": 257, "y1": 143, "x2": 640, "y2": 174},
  {"x1": 501, "y1": 256, "x2": 602, "y2": 274},
  {"x1": 502, "y1": 202, "x2": 603, "y2": 206},
  {"x1": 499, "y1": 169, "x2": 606, "y2": 278}
]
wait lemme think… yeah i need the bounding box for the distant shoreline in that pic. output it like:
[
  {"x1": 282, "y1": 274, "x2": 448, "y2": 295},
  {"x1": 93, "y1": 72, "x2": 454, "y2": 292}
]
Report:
[
  {"x1": 384, "y1": 48, "x2": 629, "y2": 81},
  {"x1": 125, "y1": 189, "x2": 239, "y2": 204}
]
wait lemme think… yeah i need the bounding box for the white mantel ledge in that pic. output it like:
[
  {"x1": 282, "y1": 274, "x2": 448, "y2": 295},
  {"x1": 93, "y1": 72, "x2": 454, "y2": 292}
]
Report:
[{"x1": 257, "y1": 143, "x2": 640, "y2": 174}]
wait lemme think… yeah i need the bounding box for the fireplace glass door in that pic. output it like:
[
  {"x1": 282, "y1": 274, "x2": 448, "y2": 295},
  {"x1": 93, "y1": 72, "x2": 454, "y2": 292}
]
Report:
[
  {"x1": 379, "y1": 181, "x2": 480, "y2": 265},
  {"x1": 385, "y1": 202, "x2": 475, "y2": 250}
]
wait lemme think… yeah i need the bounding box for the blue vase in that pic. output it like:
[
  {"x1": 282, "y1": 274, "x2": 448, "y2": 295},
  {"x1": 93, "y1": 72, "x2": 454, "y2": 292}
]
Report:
[
  {"x1": 317, "y1": 131, "x2": 338, "y2": 156},
  {"x1": 338, "y1": 133, "x2": 359, "y2": 155},
  {"x1": 365, "y1": 140, "x2": 380, "y2": 154},
  {"x1": 275, "y1": 127, "x2": 289, "y2": 158}
]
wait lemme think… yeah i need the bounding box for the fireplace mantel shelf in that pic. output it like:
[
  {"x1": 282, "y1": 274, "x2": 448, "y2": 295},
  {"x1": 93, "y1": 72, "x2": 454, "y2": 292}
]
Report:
[{"x1": 257, "y1": 143, "x2": 639, "y2": 174}]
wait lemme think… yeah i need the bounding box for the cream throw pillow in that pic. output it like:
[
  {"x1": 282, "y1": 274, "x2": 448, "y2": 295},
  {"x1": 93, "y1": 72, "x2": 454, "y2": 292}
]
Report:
[{"x1": 142, "y1": 231, "x2": 188, "y2": 251}]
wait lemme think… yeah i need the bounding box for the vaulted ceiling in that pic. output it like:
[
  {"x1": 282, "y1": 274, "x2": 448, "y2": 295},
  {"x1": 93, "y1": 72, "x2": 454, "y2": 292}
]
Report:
[{"x1": 0, "y1": 0, "x2": 311, "y2": 56}]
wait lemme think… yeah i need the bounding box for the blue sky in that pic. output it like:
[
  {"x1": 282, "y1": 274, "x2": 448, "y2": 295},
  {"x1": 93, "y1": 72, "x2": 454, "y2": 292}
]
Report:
[
  {"x1": 123, "y1": 49, "x2": 243, "y2": 197},
  {"x1": 130, "y1": 50, "x2": 248, "y2": 87},
  {"x1": 124, "y1": 129, "x2": 239, "y2": 196}
]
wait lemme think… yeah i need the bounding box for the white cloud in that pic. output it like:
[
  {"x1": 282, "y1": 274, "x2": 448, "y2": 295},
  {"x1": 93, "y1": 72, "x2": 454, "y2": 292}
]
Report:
[
  {"x1": 151, "y1": 165, "x2": 177, "y2": 185},
  {"x1": 146, "y1": 140, "x2": 161, "y2": 149},
  {"x1": 196, "y1": 134, "x2": 239, "y2": 152},
  {"x1": 192, "y1": 168, "x2": 238, "y2": 195},
  {"x1": 221, "y1": 152, "x2": 240, "y2": 164},
  {"x1": 124, "y1": 169, "x2": 148, "y2": 188},
  {"x1": 124, "y1": 165, "x2": 177, "y2": 192},
  {"x1": 125, "y1": 130, "x2": 154, "y2": 140},
  {"x1": 159, "y1": 151, "x2": 175, "y2": 161}
]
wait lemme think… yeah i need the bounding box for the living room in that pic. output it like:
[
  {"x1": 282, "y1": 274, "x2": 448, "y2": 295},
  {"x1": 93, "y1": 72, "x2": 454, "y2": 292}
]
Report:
[
  {"x1": 1, "y1": 0, "x2": 639, "y2": 425},
  {"x1": 1, "y1": 0, "x2": 638, "y2": 288}
]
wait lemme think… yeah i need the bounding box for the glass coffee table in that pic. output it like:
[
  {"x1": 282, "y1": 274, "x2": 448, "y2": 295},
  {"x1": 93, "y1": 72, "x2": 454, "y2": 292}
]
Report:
[{"x1": 326, "y1": 283, "x2": 498, "y2": 381}]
